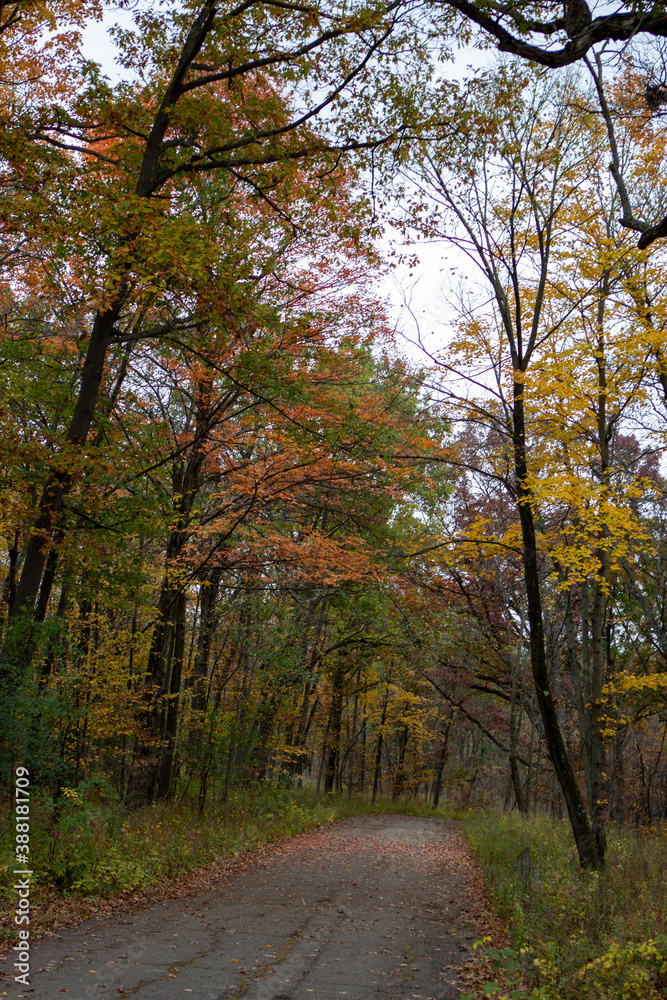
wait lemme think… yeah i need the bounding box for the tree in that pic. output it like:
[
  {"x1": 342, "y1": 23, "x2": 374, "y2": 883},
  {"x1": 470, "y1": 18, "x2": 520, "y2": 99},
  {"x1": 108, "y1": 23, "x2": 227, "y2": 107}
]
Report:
[
  {"x1": 431, "y1": 0, "x2": 667, "y2": 70},
  {"x1": 399, "y1": 63, "x2": 667, "y2": 865},
  {"x1": 0, "y1": 0, "x2": 418, "y2": 679},
  {"x1": 368, "y1": 1, "x2": 667, "y2": 250}
]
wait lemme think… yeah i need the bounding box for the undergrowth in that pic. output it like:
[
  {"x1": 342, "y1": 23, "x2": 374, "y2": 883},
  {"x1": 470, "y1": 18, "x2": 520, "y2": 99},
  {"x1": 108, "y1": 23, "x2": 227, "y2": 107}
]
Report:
[{"x1": 461, "y1": 810, "x2": 667, "y2": 1000}]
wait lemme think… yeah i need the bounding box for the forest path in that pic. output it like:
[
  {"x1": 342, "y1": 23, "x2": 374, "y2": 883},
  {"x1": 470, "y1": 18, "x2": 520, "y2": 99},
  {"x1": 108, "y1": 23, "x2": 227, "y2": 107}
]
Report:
[{"x1": 10, "y1": 814, "x2": 485, "y2": 999}]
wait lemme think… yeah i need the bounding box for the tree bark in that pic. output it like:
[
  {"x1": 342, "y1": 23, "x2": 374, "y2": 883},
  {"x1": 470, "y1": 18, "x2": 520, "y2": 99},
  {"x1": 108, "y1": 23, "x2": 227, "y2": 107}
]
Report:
[
  {"x1": 191, "y1": 565, "x2": 222, "y2": 714},
  {"x1": 371, "y1": 687, "x2": 389, "y2": 804},
  {"x1": 391, "y1": 722, "x2": 409, "y2": 801},
  {"x1": 157, "y1": 587, "x2": 187, "y2": 798},
  {"x1": 432, "y1": 706, "x2": 454, "y2": 808},
  {"x1": 323, "y1": 663, "x2": 345, "y2": 794},
  {"x1": 513, "y1": 383, "x2": 602, "y2": 868}
]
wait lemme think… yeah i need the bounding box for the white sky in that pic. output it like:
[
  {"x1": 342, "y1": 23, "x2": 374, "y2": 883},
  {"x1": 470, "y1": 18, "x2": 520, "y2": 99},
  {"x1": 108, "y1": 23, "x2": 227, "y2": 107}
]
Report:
[{"x1": 80, "y1": 6, "x2": 135, "y2": 82}]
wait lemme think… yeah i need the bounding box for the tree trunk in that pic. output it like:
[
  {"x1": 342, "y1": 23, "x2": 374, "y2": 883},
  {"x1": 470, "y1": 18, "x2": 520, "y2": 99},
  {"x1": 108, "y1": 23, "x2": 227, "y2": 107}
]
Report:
[
  {"x1": 513, "y1": 384, "x2": 602, "y2": 868},
  {"x1": 508, "y1": 645, "x2": 527, "y2": 814},
  {"x1": 348, "y1": 675, "x2": 360, "y2": 798},
  {"x1": 432, "y1": 707, "x2": 454, "y2": 808},
  {"x1": 371, "y1": 688, "x2": 389, "y2": 804},
  {"x1": 391, "y1": 723, "x2": 409, "y2": 801},
  {"x1": 324, "y1": 663, "x2": 345, "y2": 794},
  {"x1": 157, "y1": 587, "x2": 187, "y2": 799},
  {"x1": 191, "y1": 565, "x2": 222, "y2": 715}
]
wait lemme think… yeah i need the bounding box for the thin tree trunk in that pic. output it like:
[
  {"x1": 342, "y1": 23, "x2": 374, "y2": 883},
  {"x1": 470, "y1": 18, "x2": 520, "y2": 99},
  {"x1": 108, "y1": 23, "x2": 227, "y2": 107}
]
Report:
[
  {"x1": 192, "y1": 565, "x2": 222, "y2": 714},
  {"x1": 508, "y1": 642, "x2": 527, "y2": 814},
  {"x1": 513, "y1": 386, "x2": 602, "y2": 868},
  {"x1": 324, "y1": 663, "x2": 345, "y2": 794},
  {"x1": 157, "y1": 588, "x2": 187, "y2": 799},
  {"x1": 391, "y1": 723, "x2": 409, "y2": 801},
  {"x1": 348, "y1": 673, "x2": 360, "y2": 798},
  {"x1": 371, "y1": 688, "x2": 389, "y2": 804},
  {"x1": 432, "y1": 707, "x2": 454, "y2": 808}
]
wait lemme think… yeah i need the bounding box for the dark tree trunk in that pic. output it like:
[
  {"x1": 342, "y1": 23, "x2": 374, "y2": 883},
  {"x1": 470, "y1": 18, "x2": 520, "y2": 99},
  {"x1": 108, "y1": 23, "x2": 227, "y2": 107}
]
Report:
[
  {"x1": 252, "y1": 696, "x2": 277, "y2": 781},
  {"x1": 359, "y1": 714, "x2": 366, "y2": 793},
  {"x1": 157, "y1": 587, "x2": 187, "y2": 799},
  {"x1": 391, "y1": 723, "x2": 409, "y2": 801},
  {"x1": 510, "y1": 754, "x2": 527, "y2": 814},
  {"x1": 371, "y1": 688, "x2": 389, "y2": 804},
  {"x1": 191, "y1": 565, "x2": 222, "y2": 715},
  {"x1": 432, "y1": 711, "x2": 453, "y2": 808},
  {"x1": 323, "y1": 663, "x2": 345, "y2": 794},
  {"x1": 513, "y1": 385, "x2": 602, "y2": 868}
]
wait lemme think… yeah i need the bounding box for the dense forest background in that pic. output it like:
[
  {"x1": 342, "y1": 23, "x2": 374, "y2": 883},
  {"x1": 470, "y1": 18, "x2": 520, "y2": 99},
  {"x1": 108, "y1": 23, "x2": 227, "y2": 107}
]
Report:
[{"x1": 3, "y1": 0, "x2": 667, "y2": 884}]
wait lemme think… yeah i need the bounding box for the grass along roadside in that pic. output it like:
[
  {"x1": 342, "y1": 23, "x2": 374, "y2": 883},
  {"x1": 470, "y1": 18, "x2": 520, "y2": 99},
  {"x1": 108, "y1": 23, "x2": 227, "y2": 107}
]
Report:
[
  {"x1": 0, "y1": 781, "x2": 465, "y2": 948},
  {"x1": 460, "y1": 810, "x2": 667, "y2": 1000}
]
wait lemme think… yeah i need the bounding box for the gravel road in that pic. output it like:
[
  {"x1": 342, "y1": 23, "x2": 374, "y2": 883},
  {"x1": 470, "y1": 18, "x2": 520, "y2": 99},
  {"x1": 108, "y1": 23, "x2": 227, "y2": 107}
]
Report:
[{"x1": 3, "y1": 814, "x2": 481, "y2": 999}]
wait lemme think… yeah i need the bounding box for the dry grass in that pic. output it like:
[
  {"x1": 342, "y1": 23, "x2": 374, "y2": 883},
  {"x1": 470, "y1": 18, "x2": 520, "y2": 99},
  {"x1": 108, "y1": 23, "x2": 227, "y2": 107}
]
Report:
[{"x1": 462, "y1": 810, "x2": 667, "y2": 998}]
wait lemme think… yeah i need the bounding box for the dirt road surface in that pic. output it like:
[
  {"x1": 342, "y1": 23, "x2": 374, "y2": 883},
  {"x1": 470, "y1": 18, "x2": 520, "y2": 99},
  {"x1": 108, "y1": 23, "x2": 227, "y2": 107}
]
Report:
[{"x1": 2, "y1": 814, "x2": 484, "y2": 999}]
